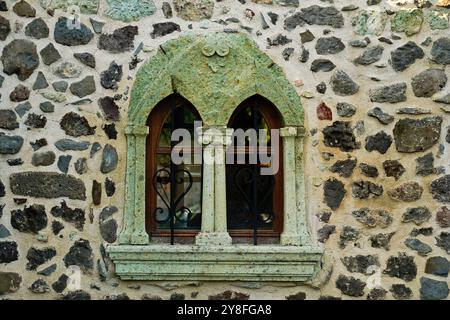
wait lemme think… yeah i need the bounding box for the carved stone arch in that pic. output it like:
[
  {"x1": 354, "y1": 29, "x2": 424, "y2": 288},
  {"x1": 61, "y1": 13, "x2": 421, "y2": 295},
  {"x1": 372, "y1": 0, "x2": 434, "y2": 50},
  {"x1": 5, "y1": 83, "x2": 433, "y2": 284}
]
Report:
[{"x1": 128, "y1": 32, "x2": 304, "y2": 127}]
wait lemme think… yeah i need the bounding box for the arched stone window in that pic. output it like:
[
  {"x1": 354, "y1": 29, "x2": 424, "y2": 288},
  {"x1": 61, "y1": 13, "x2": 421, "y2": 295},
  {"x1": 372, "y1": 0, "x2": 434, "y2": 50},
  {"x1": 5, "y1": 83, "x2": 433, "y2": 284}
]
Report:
[{"x1": 108, "y1": 33, "x2": 322, "y2": 281}]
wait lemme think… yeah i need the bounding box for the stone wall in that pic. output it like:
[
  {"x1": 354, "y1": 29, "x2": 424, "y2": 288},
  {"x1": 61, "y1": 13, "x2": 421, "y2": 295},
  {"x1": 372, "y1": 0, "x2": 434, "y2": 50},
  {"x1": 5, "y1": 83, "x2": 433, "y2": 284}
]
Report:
[{"x1": 0, "y1": 0, "x2": 450, "y2": 300}]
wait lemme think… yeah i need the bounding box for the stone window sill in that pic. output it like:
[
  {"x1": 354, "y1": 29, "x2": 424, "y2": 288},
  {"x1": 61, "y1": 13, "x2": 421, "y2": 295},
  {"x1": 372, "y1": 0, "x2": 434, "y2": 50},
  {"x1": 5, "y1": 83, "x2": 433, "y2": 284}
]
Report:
[{"x1": 107, "y1": 245, "x2": 323, "y2": 282}]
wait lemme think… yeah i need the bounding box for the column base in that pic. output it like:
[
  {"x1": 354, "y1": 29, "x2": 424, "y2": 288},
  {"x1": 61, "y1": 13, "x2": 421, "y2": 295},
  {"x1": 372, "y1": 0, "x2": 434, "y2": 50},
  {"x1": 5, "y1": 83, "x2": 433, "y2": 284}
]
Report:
[
  {"x1": 131, "y1": 232, "x2": 150, "y2": 245},
  {"x1": 195, "y1": 232, "x2": 232, "y2": 246},
  {"x1": 280, "y1": 233, "x2": 302, "y2": 246}
]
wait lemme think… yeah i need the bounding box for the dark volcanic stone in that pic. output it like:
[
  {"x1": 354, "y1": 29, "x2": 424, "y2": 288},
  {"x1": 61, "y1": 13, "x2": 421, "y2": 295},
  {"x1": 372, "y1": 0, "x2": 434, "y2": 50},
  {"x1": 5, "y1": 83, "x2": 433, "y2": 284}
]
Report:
[
  {"x1": 285, "y1": 292, "x2": 306, "y2": 300},
  {"x1": 103, "y1": 124, "x2": 118, "y2": 140},
  {"x1": 74, "y1": 52, "x2": 95, "y2": 68},
  {"x1": 98, "y1": 25, "x2": 138, "y2": 53},
  {"x1": 282, "y1": 47, "x2": 294, "y2": 61},
  {"x1": 37, "y1": 263, "x2": 57, "y2": 276},
  {"x1": 402, "y1": 207, "x2": 431, "y2": 225},
  {"x1": 310, "y1": 59, "x2": 335, "y2": 72},
  {"x1": 0, "y1": 133, "x2": 23, "y2": 154},
  {"x1": 57, "y1": 155, "x2": 71, "y2": 174},
  {"x1": 425, "y1": 257, "x2": 450, "y2": 277},
  {"x1": 369, "y1": 83, "x2": 407, "y2": 103},
  {"x1": 410, "y1": 227, "x2": 433, "y2": 237},
  {"x1": 0, "y1": 241, "x2": 18, "y2": 263},
  {"x1": 40, "y1": 43, "x2": 61, "y2": 66},
  {"x1": 0, "y1": 15, "x2": 10, "y2": 41},
  {"x1": 100, "y1": 219, "x2": 118, "y2": 243},
  {"x1": 51, "y1": 221, "x2": 64, "y2": 236},
  {"x1": 393, "y1": 117, "x2": 442, "y2": 152},
  {"x1": 0, "y1": 180, "x2": 4, "y2": 197},
  {"x1": 29, "y1": 279, "x2": 50, "y2": 293},
  {"x1": 390, "y1": 284, "x2": 412, "y2": 300},
  {"x1": 315, "y1": 37, "x2": 345, "y2": 54},
  {"x1": 2, "y1": 39, "x2": 39, "y2": 80},
  {"x1": 55, "y1": 139, "x2": 90, "y2": 151},
  {"x1": 26, "y1": 247, "x2": 56, "y2": 270},
  {"x1": 150, "y1": 22, "x2": 180, "y2": 38},
  {"x1": 60, "y1": 112, "x2": 96, "y2": 137},
  {"x1": 10, "y1": 172, "x2": 86, "y2": 200},
  {"x1": 383, "y1": 160, "x2": 405, "y2": 180},
  {"x1": 436, "y1": 206, "x2": 450, "y2": 228},
  {"x1": 7, "y1": 158, "x2": 23, "y2": 166},
  {"x1": 352, "y1": 181, "x2": 383, "y2": 199},
  {"x1": 323, "y1": 121, "x2": 359, "y2": 151},
  {"x1": 267, "y1": 34, "x2": 292, "y2": 46},
  {"x1": 383, "y1": 253, "x2": 417, "y2": 282},
  {"x1": 405, "y1": 238, "x2": 432, "y2": 256},
  {"x1": 61, "y1": 290, "x2": 91, "y2": 300},
  {"x1": 25, "y1": 18, "x2": 49, "y2": 39},
  {"x1": 89, "y1": 18, "x2": 104, "y2": 34},
  {"x1": 368, "y1": 107, "x2": 394, "y2": 125},
  {"x1": 13, "y1": 0, "x2": 35, "y2": 17},
  {"x1": 99, "y1": 206, "x2": 118, "y2": 223},
  {"x1": 416, "y1": 153, "x2": 437, "y2": 176},
  {"x1": 359, "y1": 163, "x2": 378, "y2": 178},
  {"x1": 354, "y1": 45, "x2": 383, "y2": 65},
  {"x1": 0, "y1": 110, "x2": 19, "y2": 130},
  {"x1": 63, "y1": 239, "x2": 93, "y2": 273},
  {"x1": 431, "y1": 175, "x2": 450, "y2": 203},
  {"x1": 0, "y1": 224, "x2": 10, "y2": 238},
  {"x1": 317, "y1": 224, "x2": 336, "y2": 243},
  {"x1": 10, "y1": 84, "x2": 30, "y2": 102},
  {"x1": 51, "y1": 201, "x2": 85, "y2": 231},
  {"x1": 323, "y1": 178, "x2": 346, "y2": 210},
  {"x1": 162, "y1": 2, "x2": 173, "y2": 18},
  {"x1": 335, "y1": 275, "x2": 365, "y2": 297},
  {"x1": 330, "y1": 70, "x2": 359, "y2": 96},
  {"x1": 411, "y1": 69, "x2": 447, "y2": 97},
  {"x1": 420, "y1": 277, "x2": 449, "y2": 300},
  {"x1": 330, "y1": 158, "x2": 357, "y2": 178},
  {"x1": 74, "y1": 158, "x2": 87, "y2": 174},
  {"x1": 300, "y1": 29, "x2": 314, "y2": 44},
  {"x1": 436, "y1": 232, "x2": 450, "y2": 253},
  {"x1": 370, "y1": 232, "x2": 395, "y2": 250},
  {"x1": 284, "y1": 5, "x2": 344, "y2": 30},
  {"x1": 10, "y1": 204, "x2": 47, "y2": 234},
  {"x1": 24, "y1": 113, "x2": 47, "y2": 128},
  {"x1": 431, "y1": 37, "x2": 450, "y2": 65},
  {"x1": 0, "y1": 272, "x2": 21, "y2": 295},
  {"x1": 33, "y1": 71, "x2": 49, "y2": 90},
  {"x1": 98, "y1": 97, "x2": 120, "y2": 121},
  {"x1": 365, "y1": 131, "x2": 392, "y2": 154},
  {"x1": 352, "y1": 208, "x2": 392, "y2": 228},
  {"x1": 316, "y1": 81, "x2": 326, "y2": 94},
  {"x1": 90, "y1": 142, "x2": 101, "y2": 158},
  {"x1": 105, "y1": 178, "x2": 116, "y2": 197},
  {"x1": 336, "y1": 102, "x2": 356, "y2": 117},
  {"x1": 0, "y1": 1, "x2": 6, "y2": 11},
  {"x1": 92, "y1": 180, "x2": 101, "y2": 205},
  {"x1": 367, "y1": 288, "x2": 387, "y2": 300},
  {"x1": 208, "y1": 290, "x2": 249, "y2": 300},
  {"x1": 388, "y1": 182, "x2": 423, "y2": 202},
  {"x1": 101, "y1": 144, "x2": 118, "y2": 174},
  {"x1": 341, "y1": 255, "x2": 380, "y2": 275},
  {"x1": 70, "y1": 76, "x2": 96, "y2": 98},
  {"x1": 100, "y1": 62, "x2": 122, "y2": 90},
  {"x1": 54, "y1": 17, "x2": 93, "y2": 46},
  {"x1": 390, "y1": 41, "x2": 424, "y2": 71},
  {"x1": 31, "y1": 138, "x2": 49, "y2": 151},
  {"x1": 32, "y1": 151, "x2": 55, "y2": 166},
  {"x1": 52, "y1": 274, "x2": 68, "y2": 293}
]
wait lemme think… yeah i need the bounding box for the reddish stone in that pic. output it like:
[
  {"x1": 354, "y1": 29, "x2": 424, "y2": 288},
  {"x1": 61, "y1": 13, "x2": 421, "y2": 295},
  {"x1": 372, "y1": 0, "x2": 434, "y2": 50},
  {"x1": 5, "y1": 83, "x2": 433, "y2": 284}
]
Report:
[
  {"x1": 317, "y1": 102, "x2": 332, "y2": 120},
  {"x1": 436, "y1": 206, "x2": 450, "y2": 228}
]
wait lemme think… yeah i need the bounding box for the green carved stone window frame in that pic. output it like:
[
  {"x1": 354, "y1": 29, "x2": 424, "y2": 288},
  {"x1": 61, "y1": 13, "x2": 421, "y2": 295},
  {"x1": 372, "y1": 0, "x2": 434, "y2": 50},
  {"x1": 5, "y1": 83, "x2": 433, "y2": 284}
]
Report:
[{"x1": 107, "y1": 33, "x2": 322, "y2": 282}]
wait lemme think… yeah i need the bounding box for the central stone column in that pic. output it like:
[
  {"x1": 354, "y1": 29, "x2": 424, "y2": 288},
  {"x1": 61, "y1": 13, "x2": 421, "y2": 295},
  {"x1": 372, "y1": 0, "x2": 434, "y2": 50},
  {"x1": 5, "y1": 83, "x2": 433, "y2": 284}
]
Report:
[{"x1": 196, "y1": 126, "x2": 233, "y2": 246}]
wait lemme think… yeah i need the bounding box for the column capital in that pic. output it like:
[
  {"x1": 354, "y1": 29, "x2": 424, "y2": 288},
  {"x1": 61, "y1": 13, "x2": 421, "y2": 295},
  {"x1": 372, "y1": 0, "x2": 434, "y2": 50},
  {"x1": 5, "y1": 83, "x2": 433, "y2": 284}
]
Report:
[
  {"x1": 197, "y1": 125, "x2": 234, "y2": 146},
  {"x1": 125, "y1": 124, "x2": 149, "y2": 136},
  {"x1": 280, "y1": 126, "x2": 306, "y2": 138}
]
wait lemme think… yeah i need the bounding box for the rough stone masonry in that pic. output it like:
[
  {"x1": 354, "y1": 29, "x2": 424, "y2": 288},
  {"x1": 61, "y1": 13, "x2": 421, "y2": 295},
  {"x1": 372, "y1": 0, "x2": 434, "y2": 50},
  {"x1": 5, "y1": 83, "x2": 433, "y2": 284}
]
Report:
[{"x1": 0, "y1": 0, "x2": 450, "y2": 300}]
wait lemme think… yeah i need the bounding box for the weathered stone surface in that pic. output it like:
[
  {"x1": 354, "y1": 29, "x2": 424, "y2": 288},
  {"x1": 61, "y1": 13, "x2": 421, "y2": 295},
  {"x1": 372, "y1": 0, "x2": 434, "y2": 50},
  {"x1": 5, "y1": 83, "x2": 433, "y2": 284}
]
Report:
[
  {"x1": 391, "y1": 9, "x2": 423, "y2": 36},
  {"x1": 60, "y1": 112, "x2": 95, "y2": 137},
  {"x1": 173, "y1": 0, "x2": 213, "y2": 21},
  {"x1": 431, "y1": 37, "x2": 450, "y2": 65},
  {"x1": 416, "y1": 153, "x2": 440, "y2": 176},
  {"x1": 323, "y1": 178, "x2": 345, "y2": 211},
  {"x1": 368, "y1": 107, "x2": 393, "y2": 125},
  {"x1": 162, "y1": 2, "x2": 173, "y2": 18},
  {"x1": 105, "y1": 178, "x2": 116, "y2": 197},
  {"x1": 98, "y1": 26, "x2": 138, "y2": 53},
  {"x1": 0, "y1": 225, "x2": 11, "y2": 238},
  {"x1": 54, "y1": 17, "x2": 93, "y2": 46},
  {"x1": 0, "y1": 133, "x2": 23, "y2": 154},
  {"x1": 57, "y1": 155, "x2": 71, "y2": 174},
  {"x1": 53, "y1": 61, "x2": 82, "y2": 79},
  {"x1": 10, "y1": 84, "x2": 30, "y2": 102},
  {"x1": 41, "y1": 0, "x2": 100, "y2": 14},
  {"x1": 323, "y1": 121, "x2": 359, "y2": 151},
  {"x1": 101, "y1": 144, "x2": 118, "y2": 174},
  {"x1": 316, "y1": 102, "x2": 332, "y2": 120},
  {"x1": 267, "y1": 34, "x2": 292, "y2": 47},
  {"x1": 13, "y1": 0, "x2": 35, "y2": 17},
  {"x1": 330, "y1": 158, "x2": 356, "y2": 178},
  {"x1": 26, "y1": 247, "x2": 56, "y2": 270},
  {"x1": 33, "y1": 71, "x2": 48, "y2": 90},
  {"x1": 411, "y1": 69, "x2": 447, "y2": 97},
  {"x1": 336, "y1": 102, "x2": 356, "y2": 117},
  {"x1": 40, "y1": 43, "x2": 61, "y2": 66},
  {"x1": 367, "y1": 288, "x2": 386, "y2": 300},
  {"x1": 352, "y1": 181, "x2": 383, "y2": 199},
  {"x1": 52, "y1": 81, "x2": 68, "y2": 92},
  {"x1": 98, "y1": 97, "x2": 120, "y2": 121},
  {"x1": 352, "y1": 208, "x2": 392, "y2": 228},
  {"x1": 103, "y1": 123, "x2": 117, "y2": 140},
  {"x1": 411, "y1": 227, "x2": 433, "y2": 237},
  {"x1": 365, "y1": 131, "x2": 392, "y2": 154},
  {"x1": 384, "y1": 253, "x2": 417, "y2": 282},
  {"x1": 335, "y1": 275, "x2": 365, "y2": 297},
  {"x1": 10, "y1": 172, "x2": 86, "y2": 200},
  {"x1": 425, "y1": 8, "x2": 449, "y2": 30},
  {"x1": 436, "y1": 206, "x2": 450, "y2": 228},
  {"x1": 25, "y1": 113, "x2": 47, "y2": 129},
  {"x1": 425, "y1": 257, "x2": 450, "y2": 277},
  {"x1": 420, "y1": 277, "x2": 449, "y2": 300},
  {"x1": 61, "y1": 290, "x2": 91, "y2": 300},
  {"x1": 317, "y1": 82, "x2": 327, "y2": 94},
  {"x1": 359, "y1": 163, "x2": 378, "y2": 178},
  {"x1": 352, "y1": 10, "x2": 387, "y2": 36},
  {"x1": 284, "y1": 5, "x2": 344, "y2": 31},
  {"x1": 0, "y1": 180, "x2": 4, "y2": 197},
  {"x1": 339, "y1": 226, "x2": 359, "y2": 248},
  {"x1": 0, "y1": 15, "x2": 10, "y2": 41},
  {"x1": 436, "y1": 232, "x2": 450, "y2": 253},
  {"x1": 315, "y1": 37, "x2": 345, "y2": 55},
  {"x1": 317, "y1": 224, "x2": 335, "y2": 243},
  {"x1": 55, "y1": 139, "x2": 89, "y2": 151},
  {"x1": 390, "y1": 284, "x2": 412, "y2": 300},
  {"x1": 11, "y1": 204, "x2": 47, "y2": 234},
  {"x1": 37, "y1": 263, "x2": 57, "y2": 276},
  {"x1": 0, "y1": 110, "x2": 19, "y2": 130},
  {"x1": 431, "y1": 175, "x2": 450, "y2": 203},
  {"x1": 63, "y1": 239, "x2": 93, "y2": 273},
  {"x1": 25, "y1": 18, "x2": 48, "y2": 39},
  {"x1": 100, "y1": 219, "x2": 118, "y2": 243},
  {"x1": 393, "y1": 117, "x2": 442, "y2": 152},
  {"x1": 402, "y1": 207, "x2": 431, "y2": 225},
  {"x1": 30, "y1": 139, "x2": 47, "y2": 152},
  {"x1": 369, "y1": 83, "x2": 407, "y2": 103},
  {"x1": 51, "y1": 274, "x2": 68, "y2": 293},
  {"x1": 388, "y1": 182, "x2": 423, "y2": 202},
  {"x1": 100, "y1": 62, "x2": 122, "y2": 90},
  {"x1": 29, "y1": 279, "x2": 50, "y2": 294},
  {"x1": 0, "y1": 241, "x2": 18, "y2": 264},
  {"x1": 390, "y1": 41, "x2": 424, "y2": 72},
  {"x1": 51, "y1": 201, "x2": 85, "y2": 231},
  {"x1": 353, "y1": 45, "x2": 383, "y2": 65},
  {"x1": 310, "y1": 59, "x2": 335, "y2": 72},
  {"x1": 405, "y1": 238, "x2": 432, "y2": 256},
  {"x1": 370, "y1": 232, "x2": 395, "y2": 250},
  {"x1": 0, "y1": 272, "x2": 21, "y2": 295},
  {"x1": 150, "y1": 22, "x2": 181, "y2": 39},
  {"x1": 330, "y1": 70, "x2": 359, "y2": 96},
  {"x1": 74, "y1": 157, "x2": 86, "y2": 174},
  {"x1": 32, "y1": 151, "x2": 55, "y2": 166},
  {"x1": 1, "y1": 39, "x2": 39, "y2": 80},
  {"x1": 341, "y1": 255, "x2": 380, "y2": 275},
  {"x1": 92, "y1": 180, "x2": 101, "y2": 205},
  {"x1": 70, "y1": 76, "x2": 96, "y2": 98},
  {"x1": 74, "y1": 53, "x2": 95, "y2": 68}
]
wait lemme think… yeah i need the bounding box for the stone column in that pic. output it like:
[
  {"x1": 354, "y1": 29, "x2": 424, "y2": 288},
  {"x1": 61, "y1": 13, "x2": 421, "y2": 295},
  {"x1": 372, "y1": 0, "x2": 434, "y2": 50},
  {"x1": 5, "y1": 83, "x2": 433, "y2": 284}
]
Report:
[
  {"x1": 196, "y1": 126, "x2": 233, "y2": 246},
  {"x1": 280, "y1": 127, "x2": 302, "y2": 246}
]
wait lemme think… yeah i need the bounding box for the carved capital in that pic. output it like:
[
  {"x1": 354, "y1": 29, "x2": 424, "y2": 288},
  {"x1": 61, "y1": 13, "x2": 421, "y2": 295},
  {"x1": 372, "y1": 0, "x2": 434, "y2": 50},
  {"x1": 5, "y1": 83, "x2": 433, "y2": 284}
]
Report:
[
  {"x1": 125, "y1": 125, "x2": 149, "y2": 137},
  {"x1": 197, "y1": 126, "x2": 233, "y2": 146}
]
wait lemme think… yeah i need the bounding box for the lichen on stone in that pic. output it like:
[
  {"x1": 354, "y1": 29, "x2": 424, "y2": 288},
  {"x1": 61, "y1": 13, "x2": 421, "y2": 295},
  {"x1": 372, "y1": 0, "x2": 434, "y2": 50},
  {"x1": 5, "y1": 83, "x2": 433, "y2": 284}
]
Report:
[{"x1": 104, "y1": 0, "x2": 156, "y2": 22}]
